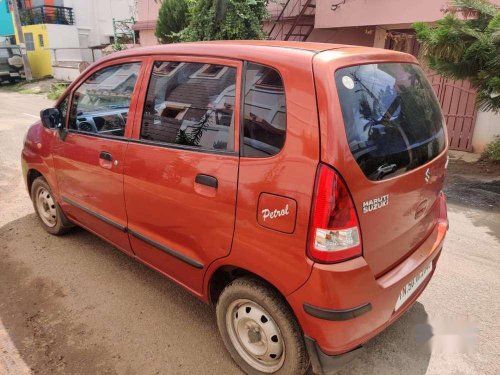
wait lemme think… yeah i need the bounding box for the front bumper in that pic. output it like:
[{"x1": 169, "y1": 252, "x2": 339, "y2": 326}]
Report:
[{"x1": 289, "y1": 193, "x2": 448, "y2": 374}]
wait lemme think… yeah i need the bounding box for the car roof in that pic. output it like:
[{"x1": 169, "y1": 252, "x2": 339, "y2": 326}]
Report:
[{"x1": 101, "y1": 40, "x2": 414, "y2": 63}]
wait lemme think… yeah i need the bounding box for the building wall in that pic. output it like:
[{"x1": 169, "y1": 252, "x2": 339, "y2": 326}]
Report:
[
  {"x1": 307, "y1": 26, "x2": 375, "y2": 46},
  {"x1": 15, "y1": 24, "x2": 52, "y2": 77},
  {"x1": 133, "y1": 0, "x2": 160, "y2": 46},
  {"x1": 63, "y1": 0, "x2": 136, "y2": 47},
  {"x1": 0, "y1": 0, "x2": 14, "y2": 37},
  {"x1": 315, "y1": 0, "x2": 500, "y2": 28},
  {"x1": 471, "y1": 110, "x2": 500, "y2": 153},
  {"x1": 138, "y1": 29, "x2": 157, "y2": 46}
]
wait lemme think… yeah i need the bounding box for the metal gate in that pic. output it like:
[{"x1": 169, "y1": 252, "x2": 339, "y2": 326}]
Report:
[{"x1": 426, "y1": 74, "x2": 477, "y2": 151}]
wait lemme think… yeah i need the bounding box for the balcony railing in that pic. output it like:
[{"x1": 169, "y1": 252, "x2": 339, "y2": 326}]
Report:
[{"x1": 20, "y1": 5, "x2": 74, "y2": 26}]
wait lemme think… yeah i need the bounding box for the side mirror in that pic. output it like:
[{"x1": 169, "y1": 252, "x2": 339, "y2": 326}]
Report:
[
  {"x1": 40, "y1": 108, "x2": 68, "y2": 140},
  {"x1": 40, "y1": 108, "x2": 61, "y2": 129}
]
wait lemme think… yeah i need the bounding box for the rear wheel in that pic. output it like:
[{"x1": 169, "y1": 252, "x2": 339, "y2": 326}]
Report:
[
  {"x1": 216, "y1": 277, "x2": 309, "y2": 374},
  {"x1": 31, "y1": 177, "x2": 73, "y2": 235}
]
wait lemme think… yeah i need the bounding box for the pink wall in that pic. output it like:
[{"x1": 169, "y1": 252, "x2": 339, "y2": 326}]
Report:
[
  {"x1": 133, "y1": 0, "x2": 161, "y2": 46},
  {"x1": 315, "y1": 0, "x2": 500, "y2": 28},
  {"x1": 136, "y1": 0, "x2": 161, "y2": 24},
  {"x1": 307, "y1": 26, "x2": 375, "y2": 46}
]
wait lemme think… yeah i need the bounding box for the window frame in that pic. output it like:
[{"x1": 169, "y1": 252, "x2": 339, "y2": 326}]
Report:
[
  {"x1": 239, "y1": 60, "x2": 287, "y2": 159},
  {"x1": 24, "y1": 33, "x2": 35, "y2": 51},
  {"x1": 132, "y1": 55, "x2": 242, "y2": 156},
  {"x1": 65, "y1": 58, "x2": 145, "y2": 141}
]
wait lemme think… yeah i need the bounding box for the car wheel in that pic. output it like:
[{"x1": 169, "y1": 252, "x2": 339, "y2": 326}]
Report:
[
  {"x1": 216, "y1": 277, "x2": 309, "y2": 375},
  {"x1": 31, "y1": 177, "x2": 73, "y2": 235}
]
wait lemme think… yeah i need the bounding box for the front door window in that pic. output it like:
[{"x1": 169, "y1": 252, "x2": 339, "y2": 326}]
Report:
[{"x1": 69, "y1": 63, "x2": 141, "y2": 138}]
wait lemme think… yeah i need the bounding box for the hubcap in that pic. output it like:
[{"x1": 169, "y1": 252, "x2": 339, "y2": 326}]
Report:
[
  {"x1": 35, "y1": 187, "x2": 57, "y2": 227},
  {"x1": 226, "y1": 299, "x2": 285, "y2": 373}
]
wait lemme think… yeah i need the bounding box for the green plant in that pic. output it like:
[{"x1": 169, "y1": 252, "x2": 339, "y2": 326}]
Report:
[
  {"x1": 179, "y1": 0, "x2": 269, "y2": 42},
  {"x1": 484, "y1": 135, "x2": 500, "y2": 161},
  {"x1": 47, "y1": 83, "x2": 69, "y2": 100},
  {"x1": 413, "y1": 0, "x2": 500, "y2": 112},
  {"x1": 112, "y1": 42, "x2": 125, "y2": 51},
  {"x1": 155, "y1": 0, "x2": 190, "y2": 43}
]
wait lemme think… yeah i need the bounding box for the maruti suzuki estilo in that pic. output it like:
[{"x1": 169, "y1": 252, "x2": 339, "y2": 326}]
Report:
[{"x1": 22, "y1": 41, "x2": 448, "y2": 375}]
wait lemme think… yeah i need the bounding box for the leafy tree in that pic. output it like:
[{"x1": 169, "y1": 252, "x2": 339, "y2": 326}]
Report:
[
  {"x1": 178, "y1": 0, "x2": 269, "y2": 42},
  {"x1": 413, "y1": 0, "x2": 500, "y2": 112},
  {"x1": 155, "y1": 0, "x2": 190, "y2": 43}
]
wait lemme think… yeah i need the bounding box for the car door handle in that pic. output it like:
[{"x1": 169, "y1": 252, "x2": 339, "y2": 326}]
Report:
[
  {"x1": 99, "y1": 151, "x2": 113, "y2": 161},
  {"x1": 195, "y1": 174, "x2": 218, "y2": 188}
]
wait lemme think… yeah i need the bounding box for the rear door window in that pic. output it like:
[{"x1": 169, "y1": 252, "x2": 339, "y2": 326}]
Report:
[
  {"x1": 335, "y1": 63, "x2": 445, "y2": 181},
  {"x1": 141, "y1": 61, "x2": 237, "y2": 152},
  {"x1": 242, "y1": 63, "x2": 286, "y2": 157}
]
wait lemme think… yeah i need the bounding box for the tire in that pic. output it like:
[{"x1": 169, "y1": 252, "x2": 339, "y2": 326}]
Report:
[
  {"x1": 31, "y1": 177, "x2": 73, "y2": 235},
  {"x1": 216, "y1": 277, "x2": 309, "y2": 375}
]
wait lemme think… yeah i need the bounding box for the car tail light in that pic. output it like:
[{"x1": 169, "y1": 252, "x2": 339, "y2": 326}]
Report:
[{"x1": 307, "y1": 164, "x2": 362, "y2": 263}]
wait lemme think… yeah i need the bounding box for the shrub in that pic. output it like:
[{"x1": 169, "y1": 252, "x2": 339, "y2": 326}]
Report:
[
  {"x1": 179, "y1": 0, "x2": 269, "y2": 42},
  {"x1": 484, "y1": 136, "x2": 500, "y2": 161},
  {"x1": 155, "y1": 0, "x2": 190, "y2": 43}
]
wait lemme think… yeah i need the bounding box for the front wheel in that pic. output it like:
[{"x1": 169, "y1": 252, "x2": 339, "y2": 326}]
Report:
[
  {"x1": 216, "y1": 277, "x2": 309, "y2": 374},
  {"x1": 31, "y1": 177, "x2": 73, "y2": 235}
]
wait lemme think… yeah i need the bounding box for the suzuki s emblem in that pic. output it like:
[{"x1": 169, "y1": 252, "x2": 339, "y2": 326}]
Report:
[{"x1": 424, "y1": 168, "x2": 431, "y2": 183}]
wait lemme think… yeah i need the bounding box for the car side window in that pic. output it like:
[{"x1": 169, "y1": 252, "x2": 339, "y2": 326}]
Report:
[
  {"x1": 141, "y1": 61, "x2": 237, "y2": 152},
  {"x1": 242, "y1": 63, "x2": 286, "y2": 157},
  {"x1": 69, "y1": 63, "x2": 141, "y2": 138}
]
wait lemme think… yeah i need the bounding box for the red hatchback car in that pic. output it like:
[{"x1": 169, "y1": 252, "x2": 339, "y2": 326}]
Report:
[{"x1": 22, "y1": 41, "x2": 449, "y2": 375}]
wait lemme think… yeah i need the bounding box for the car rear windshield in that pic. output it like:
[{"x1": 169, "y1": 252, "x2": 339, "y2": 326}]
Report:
[{"x1": 335, "y1": 63, "x2": 445, "y2": 181}]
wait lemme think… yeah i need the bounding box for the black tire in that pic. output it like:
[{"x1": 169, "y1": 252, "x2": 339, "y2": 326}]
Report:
[
  {"x1": 216, "y1": 277, "x2": 310, "y2": 375},
  {"x1": 31, "y1": 177, "x2": 73, "y2": 235}
]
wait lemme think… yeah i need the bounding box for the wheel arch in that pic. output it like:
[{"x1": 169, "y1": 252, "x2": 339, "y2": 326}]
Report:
[
  {"x1": 207, "y1": 265, "x2": 298, "y2": 320},
  {"x1": 26, "y1": 168, "x2": 44, "y2": 197}
]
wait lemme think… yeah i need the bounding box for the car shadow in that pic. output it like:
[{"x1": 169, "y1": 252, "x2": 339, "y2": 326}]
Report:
[
  {"x1": 333, "y1": 302, "x2": 432, "y2": 375},
  {"x1": 0, "y1": 214, "x2": 431, "y2": 374}
]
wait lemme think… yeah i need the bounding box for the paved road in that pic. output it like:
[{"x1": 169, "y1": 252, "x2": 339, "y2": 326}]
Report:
[{"x1": 0, "y1": 89, "x2": 499, "y2": 375}]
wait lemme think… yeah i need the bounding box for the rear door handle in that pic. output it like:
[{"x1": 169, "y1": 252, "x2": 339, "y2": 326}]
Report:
[
  {"x1": 195, "y1": 174, "x2": 218, "y2": 188},
  {"x1": 99, "y1": 151, "x2": 113, "y2": 161}
]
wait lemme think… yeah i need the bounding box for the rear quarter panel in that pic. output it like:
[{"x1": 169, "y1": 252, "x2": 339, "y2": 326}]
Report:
[{"x1": 204, "y1": 50, "x2": 321, "y2": 297}]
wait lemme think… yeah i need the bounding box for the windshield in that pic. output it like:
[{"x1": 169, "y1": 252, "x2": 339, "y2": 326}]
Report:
[{"x1": 335, "y1": 63, "x2": 445, "y2": 181}]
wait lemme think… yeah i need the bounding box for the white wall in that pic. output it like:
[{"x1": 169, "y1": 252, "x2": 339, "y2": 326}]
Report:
[
  {"x1": 46, "y1": 24, "x2": 81, "y2": 63},
  {"x1": 63, "y1": 0, "x2": 136, "y2": 47},
  {"x1": 471, "y1": 110, "x2": 500, "y2": 153}
]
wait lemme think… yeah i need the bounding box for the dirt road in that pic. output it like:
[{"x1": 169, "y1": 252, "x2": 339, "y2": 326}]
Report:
[{"x1": 1, "y1": 89, "x2": 499, "y2": 374}]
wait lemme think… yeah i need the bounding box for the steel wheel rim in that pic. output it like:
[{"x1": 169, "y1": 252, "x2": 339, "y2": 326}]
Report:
[
  {"x1": 35, "y1": 187, "x2": 57, "y2": 228},
  {"x1": 226, "y1": 299, "x2": 285, "y2": 373}
]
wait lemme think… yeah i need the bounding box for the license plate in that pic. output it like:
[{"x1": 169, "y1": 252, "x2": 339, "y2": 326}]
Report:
[
  {"x1": 395, "y1": 262, "x2": 432, "y2": 311},
  {"x1": 10, "y1": 73, "x2": 20, "y2": 77}
]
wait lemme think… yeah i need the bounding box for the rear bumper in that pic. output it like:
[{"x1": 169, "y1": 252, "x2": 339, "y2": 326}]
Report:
[{"x1": 289, "y1": 193, "x2": 448, "y2": 371}]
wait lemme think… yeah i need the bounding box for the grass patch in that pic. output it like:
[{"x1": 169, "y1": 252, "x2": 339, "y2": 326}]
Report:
[{"x1": 47, "y1": 83, "x2": 69, "y2": 100}]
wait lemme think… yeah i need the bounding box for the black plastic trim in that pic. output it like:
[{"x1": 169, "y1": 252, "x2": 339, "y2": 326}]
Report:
[
  {"x1": 195, "y1": 174, "x2": 218, "y2": 188},
  {"x1": 62, "y1": 196, "x2": 126, "y2": 232},
  {"x1": 303, "y1": 302, "x2": 372, "y2": 321},
  {"x1": 304, "y1": 336, "x2": 364, "y2": 375},
  {"x1": 128, "y1": 138, "x2": 238, "y2": 156},
  {"x1": 99, "y1": 151, "x2": 113, "y2": 161},
  {"x1": 128, "y1": 229, "x2": 204, "y2": 269},
  {"x1": 67, "y1": 129, "x2": 128, "y2": 142}
]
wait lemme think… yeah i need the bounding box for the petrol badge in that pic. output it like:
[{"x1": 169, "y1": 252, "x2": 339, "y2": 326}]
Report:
[{"x1": 257, "y1": 193, "x2": 297, "y2": 233}]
